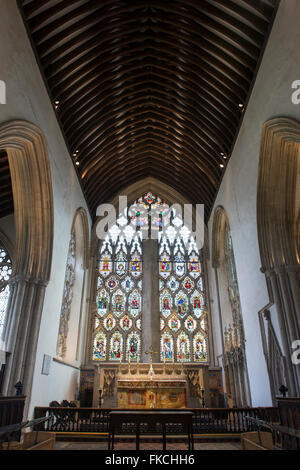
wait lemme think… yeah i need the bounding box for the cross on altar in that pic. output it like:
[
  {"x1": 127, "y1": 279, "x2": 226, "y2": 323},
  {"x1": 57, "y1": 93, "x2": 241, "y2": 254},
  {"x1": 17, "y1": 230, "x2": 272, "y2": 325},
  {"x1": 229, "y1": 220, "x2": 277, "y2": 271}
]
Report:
[{"x1": 145, "y1": 345, "x2": 158, "y2": 364}]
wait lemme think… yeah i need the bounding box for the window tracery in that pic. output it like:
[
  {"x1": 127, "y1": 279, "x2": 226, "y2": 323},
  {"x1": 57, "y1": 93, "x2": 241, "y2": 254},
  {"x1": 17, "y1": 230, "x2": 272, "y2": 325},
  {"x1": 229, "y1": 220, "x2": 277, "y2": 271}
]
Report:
[
  {"x1": 92, "y1": 192, "x2": 209, "y2": 364},
  {"x1": 0, "y1": 245, "x2": 12, "y2": 338}
]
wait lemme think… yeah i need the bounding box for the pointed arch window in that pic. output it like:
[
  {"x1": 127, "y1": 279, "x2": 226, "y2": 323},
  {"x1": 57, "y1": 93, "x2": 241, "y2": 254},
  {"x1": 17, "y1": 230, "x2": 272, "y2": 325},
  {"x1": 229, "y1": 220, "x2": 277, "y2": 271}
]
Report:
[
  {"x1": 157, "y1": 200, "x2": 209, "y2": 363},
  {"x1": 0, "y1": 245, "x2": 12, "y2": 338},
  {"x1": 93, "y1": 215, "x2": 143, "y2": 362},
  {"x1": 92, "y1": 192, "x2": 209, "y2": 364}
]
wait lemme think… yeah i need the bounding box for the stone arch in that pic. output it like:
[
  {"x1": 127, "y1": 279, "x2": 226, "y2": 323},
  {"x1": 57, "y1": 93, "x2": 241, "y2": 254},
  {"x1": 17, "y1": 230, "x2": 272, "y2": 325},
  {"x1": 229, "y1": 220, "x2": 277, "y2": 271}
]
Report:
[
  {"x1": 257, "y1": 117, "x2": 300, "y2": 397},
  {"x1": 91, "y1": 177, "x2": 208, "y2": 256},
  {"x1": 211, "y1": 205, "x2": 229, "y2": 269},
  {"x1": 211, "y1": 205, "x2": 251, "y2": 407},
  {"x1": 0, "y1": 120, "x2": 53, "y2": 409},
  {"x1": 86, "y1": 178, "x2": 213, "y2": 374},
  {"x1": 56, "y1": 207, "x2": 90, "y2": 363},
  {"x1": 71, "y1": 207, "x2": 90, "y2": 270}
]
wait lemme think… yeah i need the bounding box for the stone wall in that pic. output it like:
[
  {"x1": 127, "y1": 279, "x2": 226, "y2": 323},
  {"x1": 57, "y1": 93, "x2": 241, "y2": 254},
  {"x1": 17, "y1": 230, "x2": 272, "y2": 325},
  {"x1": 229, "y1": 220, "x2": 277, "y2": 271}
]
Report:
[
  {"x1": 208, "y1": 0, "x2": 300, "y2": 406},
  {"x1": 0, "y1": 0, "x2": 91, "y2": 416}
]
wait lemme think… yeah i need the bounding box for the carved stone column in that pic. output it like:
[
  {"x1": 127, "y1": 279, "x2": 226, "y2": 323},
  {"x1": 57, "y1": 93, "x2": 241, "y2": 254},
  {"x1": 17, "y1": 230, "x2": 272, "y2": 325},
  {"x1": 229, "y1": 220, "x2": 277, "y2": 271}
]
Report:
[
  {"x1": 3, "y1": 277, "x2": 47, "y2": 398},
  {"x1": 0, "y1": 121, "x2": 54, "y2": 418}
]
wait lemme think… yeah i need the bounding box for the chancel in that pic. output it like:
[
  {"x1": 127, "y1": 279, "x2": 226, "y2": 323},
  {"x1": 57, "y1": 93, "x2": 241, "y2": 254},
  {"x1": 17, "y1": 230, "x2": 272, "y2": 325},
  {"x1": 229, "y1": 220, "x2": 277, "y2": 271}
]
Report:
[{"x1": 0, "y1": 0, "x2": 299, "y2": 452}]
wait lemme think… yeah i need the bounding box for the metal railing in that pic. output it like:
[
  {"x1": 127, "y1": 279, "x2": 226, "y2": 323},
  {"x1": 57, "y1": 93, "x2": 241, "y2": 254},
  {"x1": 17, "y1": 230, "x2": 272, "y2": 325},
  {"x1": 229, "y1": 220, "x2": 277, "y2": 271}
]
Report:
[{"x1": 0, "y1": 416, "x2": 51, "y2": 450}]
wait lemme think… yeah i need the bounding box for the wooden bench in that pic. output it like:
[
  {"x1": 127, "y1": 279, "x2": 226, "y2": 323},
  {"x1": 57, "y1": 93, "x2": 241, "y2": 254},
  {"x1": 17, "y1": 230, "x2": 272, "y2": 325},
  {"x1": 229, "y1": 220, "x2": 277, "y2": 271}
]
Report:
[{"x1": 108, "y1": 410, "x2": 194, "y2": 450}]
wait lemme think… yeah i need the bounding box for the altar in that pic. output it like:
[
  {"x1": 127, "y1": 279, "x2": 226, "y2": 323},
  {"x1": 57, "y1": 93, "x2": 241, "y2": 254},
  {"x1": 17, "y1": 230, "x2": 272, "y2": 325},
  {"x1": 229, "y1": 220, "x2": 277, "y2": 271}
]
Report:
[
  {"x1": 94, "y1": 360, "x2": 212, "y2": 409},
  {"x1": 117, "y1": 376, "x2": 187, "y2": 409}
]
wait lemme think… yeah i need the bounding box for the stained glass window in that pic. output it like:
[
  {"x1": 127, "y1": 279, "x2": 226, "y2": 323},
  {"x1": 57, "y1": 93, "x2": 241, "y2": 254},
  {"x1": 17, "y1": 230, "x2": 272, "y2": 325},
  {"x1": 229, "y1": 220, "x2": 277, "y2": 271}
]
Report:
[
  {"x1": 157, "y1": 195, "x2": 209, "y2": 363},
  {"x1": 0, "y1": 245, "x2": 12, "y2": 338},
  {"x1": 92, "y1": 191, "x2": 209, "y2": 364},
  {"x1": 93, "y1": 209, "x2": 143, "y2": 361}
]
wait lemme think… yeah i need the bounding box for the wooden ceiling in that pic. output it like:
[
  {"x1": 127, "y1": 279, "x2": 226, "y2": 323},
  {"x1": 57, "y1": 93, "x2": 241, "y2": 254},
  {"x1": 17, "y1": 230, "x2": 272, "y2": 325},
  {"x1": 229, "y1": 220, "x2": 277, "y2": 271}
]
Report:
[{"x1": 17, "y1": 0, "x2": 279, "y2": 221}]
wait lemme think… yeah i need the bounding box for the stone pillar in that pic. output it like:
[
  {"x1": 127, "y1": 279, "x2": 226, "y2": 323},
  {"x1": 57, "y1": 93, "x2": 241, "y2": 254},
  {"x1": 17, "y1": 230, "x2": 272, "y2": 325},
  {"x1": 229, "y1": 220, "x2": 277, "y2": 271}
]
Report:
[
  {"x1": 2, "y1": 276, "x2": 47, "y2": 418},
  {"x1": 269, "y1": 272, "x2": 298, "y2": 396},
  {"x1": 141, "y1": 239, "x2": 159, "y2": 363}
]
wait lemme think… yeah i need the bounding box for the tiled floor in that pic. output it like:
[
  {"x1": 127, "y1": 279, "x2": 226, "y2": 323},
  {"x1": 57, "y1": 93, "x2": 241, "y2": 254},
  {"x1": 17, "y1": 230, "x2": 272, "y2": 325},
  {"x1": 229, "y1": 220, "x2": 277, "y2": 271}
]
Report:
[{"x1": 54, "y1": 440, "x2": 241, "y2": 450}]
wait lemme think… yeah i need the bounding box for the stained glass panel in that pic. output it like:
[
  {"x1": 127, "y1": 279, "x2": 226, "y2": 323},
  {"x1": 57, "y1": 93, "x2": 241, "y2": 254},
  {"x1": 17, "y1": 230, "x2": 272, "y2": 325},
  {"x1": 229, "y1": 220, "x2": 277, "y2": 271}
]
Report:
[
  {"x1": 167, "y1": 276, "x2": 179, "y2": 293},
  {"x1": 97, "y1": 289, "x2": 109, "y2": 317},
  {"x1": 175, "y1": 290, "x2": 188, "y2": 318},
  {"x1": 177, "y1": 332, "x2": 190, "y2": 362},
  {"x1": 112, "y1": 289, "x2": 126, "y2": 316},
  {"x1": 188, "y1": 255, "x2": 201, "y2": 279},
  {"x1": 99, "y1": 253, "x2": 112, "y2": 277},
  {"x1": 130, "y1": 253, "x2": 142, "y2": 278},
  {"x1": 168, "y1": 314, "x2": 181, "y2": 333},
  {"x1": 160, "y1": 289, "x2": 172, "y2": 318},
  {"x1": 110, "y1": 331, "x2": 123, "y2": 360},
  {"x1": 184, "y1": 315, "x2": 196, "y2": 332},
  {"x1": 103, "y1": 314, "x2": 116, "y2": 331},
  {"x1": 106, "y1": 276, "x2": 118, "y2": 291},
  {"x1": 121, "y1": 275, "x2": 134, "y2": 293},
  {"x1": 115, "y1": 251, "x2": 127, "y2": 277},
  {"x1": 193, "y1": 333, "x2": 207, "y2": 362},
  {"x1": 159, "y1": 255, "x2": 171, "y2": 279},
  {"x1": 93, "y1": 331, "x2": 106, "y2": 361},
  {"x1": 160, "y1": 331, "x2": 174, "y2": 361},
  {"x1": 120, "y1": 314, "x2": 132, "y2": 332},
  {"x1": 126, "y1": 331, "x2": 140, "y2": 361},
  {"x1": 191, "y1": 290, "x2": 205, "y2": 318},
  {"x1": 183, "y1": 276, "x2": 194, "y2": 293},
  {"x1": 128, "y1": 290, "x2": 141, "y2": 317},
  {"x1": 174, "y1": 256, "x2": 185, "y2": 278}
]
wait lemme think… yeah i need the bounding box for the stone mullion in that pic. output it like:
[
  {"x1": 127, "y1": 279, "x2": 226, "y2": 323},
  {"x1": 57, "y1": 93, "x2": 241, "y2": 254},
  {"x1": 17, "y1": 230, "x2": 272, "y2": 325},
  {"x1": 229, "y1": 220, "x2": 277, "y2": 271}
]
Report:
[{"x1": 141, "y1": 239, "x2": 159, "y2": 363}]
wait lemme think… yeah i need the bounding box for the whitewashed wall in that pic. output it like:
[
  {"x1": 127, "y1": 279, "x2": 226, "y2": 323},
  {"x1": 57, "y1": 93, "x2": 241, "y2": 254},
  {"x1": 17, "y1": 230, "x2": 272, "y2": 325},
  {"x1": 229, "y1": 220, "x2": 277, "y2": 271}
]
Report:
[
  {"x1": 0, "y1": 0, "x2": 91, "y2": 416},
  {"x1": 208, "y1": 0, "x2": 300, "y2": 406}
]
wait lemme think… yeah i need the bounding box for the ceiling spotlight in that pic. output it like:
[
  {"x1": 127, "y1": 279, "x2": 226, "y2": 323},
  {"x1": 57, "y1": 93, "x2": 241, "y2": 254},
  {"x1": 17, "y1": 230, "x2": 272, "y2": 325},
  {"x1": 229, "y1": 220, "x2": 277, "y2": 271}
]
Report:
[
  {"x1": 238, "y1": 103, "x2": 244, "y2": 108},
  {"x1": 54, "y1": 100, "x2": 60, "y2": 110},
  {"x1": 76, "y1": 161, "x2": 80, "y2": 166},
  {"x1": 220, "y1": 152, "x2": 224, "y2": 156},
  {"x1": 220, "y1": 163, "x2": 224, "y2": 168}
]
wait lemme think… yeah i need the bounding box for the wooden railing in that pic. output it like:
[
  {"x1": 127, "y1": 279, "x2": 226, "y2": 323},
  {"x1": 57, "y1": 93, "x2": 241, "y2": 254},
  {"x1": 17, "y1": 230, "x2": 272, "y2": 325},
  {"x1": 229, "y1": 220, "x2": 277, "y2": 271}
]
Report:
[
  {"x1": 245, "y1": 415, "x2": 300, "y2": 450},
  {"x1": 0, "y1": 396, "x2": 26, "y2": 428},
  {"x1": 34, "y1": 406, "x2": 279, "y2": 435}
]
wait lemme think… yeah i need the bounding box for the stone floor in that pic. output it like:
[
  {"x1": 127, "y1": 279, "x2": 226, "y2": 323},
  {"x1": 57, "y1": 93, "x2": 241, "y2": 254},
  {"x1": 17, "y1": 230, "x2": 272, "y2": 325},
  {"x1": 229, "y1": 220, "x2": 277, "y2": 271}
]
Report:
[{"x1": 54, "y1": 440, "x2": 241, "y2": 450}]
